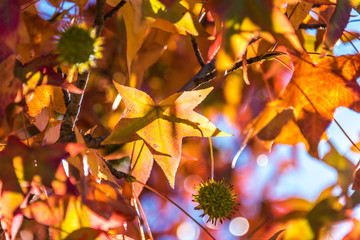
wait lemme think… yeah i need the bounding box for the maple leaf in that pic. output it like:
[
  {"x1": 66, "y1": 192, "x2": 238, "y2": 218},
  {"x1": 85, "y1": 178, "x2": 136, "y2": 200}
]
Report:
[
  {"x1": 116, "y1": 0, "x2": 208, "y2": 74},
  {"x1": 243, "y1": 54, "x2": 360, "y2": 158},
  {"x1": 104, "y1": 83, "x2": 231, "y2": 187},
  {"x1": 280, "y1": 54, "x2": 360, "y2": 155}
]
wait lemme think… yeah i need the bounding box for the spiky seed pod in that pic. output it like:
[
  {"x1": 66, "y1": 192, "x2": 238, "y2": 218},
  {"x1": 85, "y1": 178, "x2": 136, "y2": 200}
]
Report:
[
  {"x1": 56, "y1": 23, "x2": 102, "y2": 72},
  {"x1": 193, "y1": 179, "x2": 238, "y2": 225}
]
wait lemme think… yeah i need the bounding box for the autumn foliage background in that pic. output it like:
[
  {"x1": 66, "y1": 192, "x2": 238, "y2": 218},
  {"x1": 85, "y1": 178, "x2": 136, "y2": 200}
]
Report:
[{"x1": 2, "y1": 0, "x2": 360, "y2": 239}]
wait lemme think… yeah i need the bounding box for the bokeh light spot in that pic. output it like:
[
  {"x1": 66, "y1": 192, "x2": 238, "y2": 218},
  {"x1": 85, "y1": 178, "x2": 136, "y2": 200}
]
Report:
[
  {"x1": 257, "y1": 154, "x2": 268, "y2": 167},
  {"x1": 229, "y1": 217, "x2": 249, "y2": 236},
  {"x1": 177, "y1": 222, "x2": 199, "y2": 240}
]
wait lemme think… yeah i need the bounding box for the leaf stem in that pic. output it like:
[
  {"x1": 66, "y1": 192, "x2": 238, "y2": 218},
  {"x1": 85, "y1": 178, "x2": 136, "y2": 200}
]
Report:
[
  {"x1": 104, "y1": 0, "x2": 127, "y2": 21},
  {"x1": 131, "y1": 184, "x2": 154, "y2": 240},
  {"x1": 190, "y1": 35, "x2": 205, "y2": 66},
  {"x1": 129, "y1": 141, "x2": 145, "y2": 175},
  {"x1": 133, "y1": 196, "x2": 146, "y2": 240},
  {"x1": 134, "y1": 179, "x2": 216, "y2": 240},
  {"x1": 209, "y1": 137, "x2": 214, "y2": 180}
]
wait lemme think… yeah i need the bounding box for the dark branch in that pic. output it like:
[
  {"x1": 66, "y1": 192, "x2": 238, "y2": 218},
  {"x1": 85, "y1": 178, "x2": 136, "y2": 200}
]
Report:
[
  {"x1": 299, "y1": 23, "x2": 327, "y2": 29},
  {"x1": 62, "y1": 89, "x2": 70, "y2": 107},
  {"x1": 58, "y1": 132, "x2": 108, "y2": 149},
  {"x1": 178, "y1": 52, "x2": 285, "y2": 92},
  {"x1": 59, "y1": 0, "x2": 106, "y2": 141},
  {"x1": 178, "y1": 58, "x2": 216, "y2": 92},
  {"x1": 99, "y1": 154, "x2": 130, "y2": 180},
  {"x1": 190, "y1": 35, "x2": 205, "y2": 66},
  {"x1": 93, "y1": 0, "x2": 106, "y2": 36},
  {"x1": 104, "y1": 0, "x2": 127, "y2": 21},
  {"x1": 84, "y1": 134, "x2": 109, "y2": 148}
]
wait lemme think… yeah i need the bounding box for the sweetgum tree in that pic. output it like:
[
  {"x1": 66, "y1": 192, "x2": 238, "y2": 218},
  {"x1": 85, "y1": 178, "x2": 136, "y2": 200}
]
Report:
[{"x1": 1, "y1": 0, "x2": 360, "y2": 239}]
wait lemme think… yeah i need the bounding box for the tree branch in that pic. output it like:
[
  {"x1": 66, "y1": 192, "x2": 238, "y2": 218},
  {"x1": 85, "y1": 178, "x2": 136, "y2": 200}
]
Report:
[
  {"x1": 58, "y1": 0, "x2": 106, "y2": 143},
  {"x1": 104, "y1": 0, "x2": 127, "y2": 21},
  {"x1": 59, "y1": 132, "x2": 108, "y2": 148},
  {"x1": 298, "y1": 23, "x2": 327, "y2": 29},
  {"x1": 99, "y1": 154, "x2": 129, "y2": 180},
  {"x1": 190, "y1": 35, "x2": 205, "y2": 66},
  {"x1": 178, "y1": 51, "x2": 284, "y2": 92}
]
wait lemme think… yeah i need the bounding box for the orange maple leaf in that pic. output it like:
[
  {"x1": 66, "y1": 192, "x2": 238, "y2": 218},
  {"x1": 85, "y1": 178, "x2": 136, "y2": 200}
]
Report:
[
  {"x1": 103, "y1": 83, "x2": 231, "y2": 187},
  {"x1": 281, "y1": 54, "x2": 360, "y2": 155},
  {"x1": 242, "y1": 54, "x2": 360, "y2": 159}
]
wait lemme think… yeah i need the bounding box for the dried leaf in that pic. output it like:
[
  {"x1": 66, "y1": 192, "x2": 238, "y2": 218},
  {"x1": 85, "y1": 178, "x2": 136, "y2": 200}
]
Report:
[{"x1": 104, "y1": 83, "x2": 230, "y2": 187}]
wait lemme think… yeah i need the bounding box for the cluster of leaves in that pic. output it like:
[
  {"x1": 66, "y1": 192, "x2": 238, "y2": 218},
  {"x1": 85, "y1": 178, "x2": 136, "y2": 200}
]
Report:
[{"x1": 2, "y1": 0, "x2": 360, "y2": 239}]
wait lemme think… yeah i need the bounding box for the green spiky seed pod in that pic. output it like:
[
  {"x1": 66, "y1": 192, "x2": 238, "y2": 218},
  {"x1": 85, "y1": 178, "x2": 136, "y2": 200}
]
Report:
[
  {"x1": 193, "y1": 179, "x2": 238, "y2": 225},
  {"x1": 57, "y1": 24, "x2": 102, "y2": 72}
]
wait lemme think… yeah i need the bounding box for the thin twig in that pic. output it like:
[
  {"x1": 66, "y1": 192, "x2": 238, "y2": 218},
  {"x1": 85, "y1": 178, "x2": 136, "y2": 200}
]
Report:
[
  {"x1": 104, "y1": 0, "x2": 127, "y2": 21},
  {"x1": 178, "y1": 51, "x2": 284, "y2": 92},
  {"x1": 298, "y1": 23, "x2": 327, "y2": 29},
  {"x1": 58, "y1": 132, "x2": 108, "y2": 148},
  {"x1": 131, "y1": 184, "x2": 154, "y2": 240},
  {"x1": 133, "y1": 197, "x2": 146, "y2": 240},
  {"x1": 129, "y1": 141, "x2": 145, "y2": 175},
  {"x1": 177, "y1": 58, "x2": 216, "y2": 92},
  {"x1": 342, "y1": 32, "x2": 359, "y2": 53},
  {"x1": 99, "y1": 154, "x2": 129, "y2": 180},
  {"x1": 190, "y1": 35, "x2": 205, "y2": 66}
]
